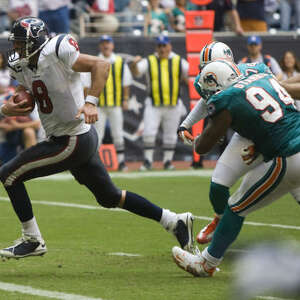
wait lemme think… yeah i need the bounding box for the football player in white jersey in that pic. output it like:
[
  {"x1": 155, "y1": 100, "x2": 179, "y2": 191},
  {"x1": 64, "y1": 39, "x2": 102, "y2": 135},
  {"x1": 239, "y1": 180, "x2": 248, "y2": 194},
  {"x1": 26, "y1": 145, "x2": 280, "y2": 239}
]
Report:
[
  {"x1": 178, "y1": 41, "x2": 300, "y2": 245},
  {"x1": 0, "y1": 17, "x2": 196, "y2": 259}
]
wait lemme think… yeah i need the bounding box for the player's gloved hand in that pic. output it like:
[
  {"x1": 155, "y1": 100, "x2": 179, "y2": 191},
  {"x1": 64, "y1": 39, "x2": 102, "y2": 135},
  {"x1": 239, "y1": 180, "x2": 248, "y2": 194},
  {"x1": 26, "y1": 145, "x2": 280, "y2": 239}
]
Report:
[
  {"x1": 241, "y1": 145, "x2": 258, "y2": 165},
  {"x1": 177, "y1": 126, "x2": 194, "y2": 146}
]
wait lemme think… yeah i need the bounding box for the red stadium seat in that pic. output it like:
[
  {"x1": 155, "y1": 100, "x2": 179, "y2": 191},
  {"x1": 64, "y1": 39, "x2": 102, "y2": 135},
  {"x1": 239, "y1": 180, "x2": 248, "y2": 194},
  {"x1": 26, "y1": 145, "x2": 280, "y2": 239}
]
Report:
[{"x1": 189, "y1": 0, "x2": 213, "y2": 5}]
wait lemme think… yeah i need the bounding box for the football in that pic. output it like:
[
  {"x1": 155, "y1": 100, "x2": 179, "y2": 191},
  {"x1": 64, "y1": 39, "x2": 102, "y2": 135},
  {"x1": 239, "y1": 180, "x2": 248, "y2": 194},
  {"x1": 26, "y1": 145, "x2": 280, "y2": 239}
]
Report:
[{"x1": 14, "y1": 90, "x2": 35, "y2": 112}]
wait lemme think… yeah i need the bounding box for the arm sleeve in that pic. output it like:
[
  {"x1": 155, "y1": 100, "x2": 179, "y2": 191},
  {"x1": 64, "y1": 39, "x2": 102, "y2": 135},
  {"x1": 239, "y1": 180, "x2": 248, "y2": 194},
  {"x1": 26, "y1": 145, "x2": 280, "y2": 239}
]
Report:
[
  {"x1": 180, "y1": 99, "x2": 208, "y2": 128},
  {"x1": 57, "y1": 35, "x2": 80, "y2": 69},
  {"x1": 136, "y1": 58, "x2": 148, "y2": 77},
  {"x1": 123, "y1": 63, "x2": 132, "y2": 86},
  {"x1": 181, "y1": 58, "x2": 189, "y2": 79}
]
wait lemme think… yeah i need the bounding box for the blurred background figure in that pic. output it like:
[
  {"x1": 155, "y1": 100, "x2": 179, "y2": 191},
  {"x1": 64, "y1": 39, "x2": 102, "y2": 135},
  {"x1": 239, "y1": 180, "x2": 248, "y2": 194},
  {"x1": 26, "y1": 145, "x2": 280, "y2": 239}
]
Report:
[
  {"x1": 232, "y1": 241, "x2": 300, "y2": 300},
  {"x1": 130, "y1": 35, "x2": 188, "y2": 171},
  {"x1": 239, "y1": 35, "x2": 283, "y2": 80},
  {"x1": 86, "y1": 0, "x2": 119, "y2": 34},
  {"x1": 144, "y1": 0, "x2": 169, "y2": 36},
  {"x1": 237, "y1": 0, "x2": 268, "y2": 32},
  {"x1": 280, "y1": 0, "x2": 300, "y2": 31},
  {"x1": 280, "y1": 50, "x2": 300, "y2": 110},
  {"x1": 204, "y1": 0, "x2": 244, "y2": 35},
  {"x1": 7, "y1": 0, "x2": 38, "y2": 24},
  {"x1": 38, "y1": 0, "x2": 70, "y2": 34},
  {"x1": 82, "y1": 35, "x2": 132, "y2": 171},
  {"x1": 169, "y1": 0, "x2": 198, "y2": 33}
]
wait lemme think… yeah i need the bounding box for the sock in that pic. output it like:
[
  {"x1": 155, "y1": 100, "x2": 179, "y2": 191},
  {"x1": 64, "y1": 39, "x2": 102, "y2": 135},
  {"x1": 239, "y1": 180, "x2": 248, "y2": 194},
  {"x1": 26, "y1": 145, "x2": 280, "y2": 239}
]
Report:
[
  {"x1": 122, "y1": 191, "x2": 162, "y2": 222},
  {"x1": 209, "y1": 182, "x2": 230, "y2": 216},
  {"x1": 208, "y1": 206, "x2": 244, "y2": 258},
  {"x1": 22, "y1": 217, "x2": 42, "y2": 238},
  {"x1": 159, "y1": 209, "x2": 178, "y2": 231},
  {"x1": 202, "y1": 247, "x2": 222, "y2": 268},
  {"x1": 144, "y1": 149, "x2": 154, "y2": 163},
  {"x1": 5, "y1": 183, "x2": 34, "y2": 222},
  {"x1": 163, "y1": 150, "x2": 174, "y2": 163},
  {"x1": 117, "y1": 152, "x2": 125, "y2": 163}
]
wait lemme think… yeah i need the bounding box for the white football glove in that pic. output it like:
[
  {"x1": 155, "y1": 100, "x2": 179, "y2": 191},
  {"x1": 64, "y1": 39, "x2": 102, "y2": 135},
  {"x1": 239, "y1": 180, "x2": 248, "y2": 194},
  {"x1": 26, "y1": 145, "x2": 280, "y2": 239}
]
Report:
[
  {"x1": 177, "y1": 126, "x2": 194, "y2": 146},
  {"x1": 241, "y1": 145, "x2": 258, "y2": 165}
]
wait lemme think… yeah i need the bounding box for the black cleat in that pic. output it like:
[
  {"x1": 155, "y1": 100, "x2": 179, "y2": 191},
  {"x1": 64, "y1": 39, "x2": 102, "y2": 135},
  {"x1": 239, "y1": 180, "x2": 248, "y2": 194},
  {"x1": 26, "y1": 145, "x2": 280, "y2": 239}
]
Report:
[{"x1": 0, "y1": 234, "x2": 47, "y2": 259}]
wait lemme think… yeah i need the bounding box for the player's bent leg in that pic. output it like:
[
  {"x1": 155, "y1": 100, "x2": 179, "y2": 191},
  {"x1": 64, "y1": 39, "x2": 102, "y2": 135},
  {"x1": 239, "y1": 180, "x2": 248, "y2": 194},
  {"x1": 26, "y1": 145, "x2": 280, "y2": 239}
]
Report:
[
  {"x1": 72, "y1": 152, "x2": 196, "y2": 252},
  {"x1": 197, "y1": 134, "x2": 264, "y2": 245}
]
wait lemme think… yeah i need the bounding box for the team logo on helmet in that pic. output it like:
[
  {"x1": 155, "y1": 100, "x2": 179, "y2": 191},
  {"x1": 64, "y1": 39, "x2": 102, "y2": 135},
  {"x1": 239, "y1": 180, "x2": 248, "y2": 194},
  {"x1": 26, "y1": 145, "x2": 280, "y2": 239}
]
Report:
[
  {"x1": 223, "y1": 48, "x2": 233, "y2": 58},
  {"x1": 203, "y1": 72, "x2": 219, "y2": 87},
  {"x1": 20, "y1": 18, "x2": 45, "y2": 38}
]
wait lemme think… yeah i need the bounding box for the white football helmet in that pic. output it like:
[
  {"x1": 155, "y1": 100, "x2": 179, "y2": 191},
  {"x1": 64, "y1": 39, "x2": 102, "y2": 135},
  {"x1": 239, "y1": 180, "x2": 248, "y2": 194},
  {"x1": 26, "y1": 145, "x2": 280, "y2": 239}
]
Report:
[
  {"x1": 199, "y1": 60, "x2": 243, "y2": 99},
  {"x1": 199, "y1": 41, "x2": 234, "y2": 70}
]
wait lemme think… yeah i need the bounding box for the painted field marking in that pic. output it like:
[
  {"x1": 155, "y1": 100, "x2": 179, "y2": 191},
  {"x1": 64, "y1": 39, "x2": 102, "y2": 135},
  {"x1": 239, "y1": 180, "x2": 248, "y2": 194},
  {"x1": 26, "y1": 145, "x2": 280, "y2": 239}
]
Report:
[
  {"x1": 0, "y1": 196, "x2": 299, "y2": 231},
  {"x1": 0, "y1": 281, "x2": 104, "y2": 300},
  {"x1": 108, "y1": 252, "x2": 142, "y2": 257},
  {"x1": 34, "y1": 170, "x2": 214, "y2": 181},
  {"x1": 257, "y1": 296, "x2": 294, "y2": 300}
]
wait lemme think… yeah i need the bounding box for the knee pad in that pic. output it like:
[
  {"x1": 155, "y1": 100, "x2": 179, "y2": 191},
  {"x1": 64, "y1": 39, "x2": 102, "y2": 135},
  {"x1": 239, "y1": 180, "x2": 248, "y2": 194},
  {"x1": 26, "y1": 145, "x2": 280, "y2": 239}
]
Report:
[{"x1": 97, "y1": 188, "x2": 122, "y2": 208}]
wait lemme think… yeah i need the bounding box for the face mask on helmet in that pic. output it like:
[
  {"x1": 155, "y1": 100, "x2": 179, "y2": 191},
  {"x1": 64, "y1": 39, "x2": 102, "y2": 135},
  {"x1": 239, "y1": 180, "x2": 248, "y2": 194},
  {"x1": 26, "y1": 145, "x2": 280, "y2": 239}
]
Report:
[
  {"x1": 7, "y1": 17, "x2": 49, "y2": 71},
  {"x1": 199, "y1": 60, "x2": 243, "y2": 100},
  {"x1": 199, "y1": 42, "x2": 234, "y2": 71}
]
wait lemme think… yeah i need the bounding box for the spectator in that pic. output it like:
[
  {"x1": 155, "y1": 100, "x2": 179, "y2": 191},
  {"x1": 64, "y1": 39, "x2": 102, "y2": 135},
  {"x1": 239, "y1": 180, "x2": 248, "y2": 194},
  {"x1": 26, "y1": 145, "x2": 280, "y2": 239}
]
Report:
[
  {"x1": 0, "y1": 53, "x2": 11, "y2": 95},
  {"x1": 81, "y1": 35, "x2": 132, "y2": 171},
  {"x1": 144, "y1": 0, "x2": 169, "y2": 36},
  {"x1": 204, "y1": 0, "x2": 244, "y2": 35},
  {"x1": 38, "y1": 0, "x2": 70, "y2": 34},
  {"x1": 239, "y1": 35, "x2": 283, "y2": 80},
  {"x1": 86, "y1": 0, "x2": 119, "y2": 34},
  {"x1": 0, "y1": 0, "x2": 10, "y2": 33},
  {"x1": 237, "y1": 0, "x2": 267, "y2": 32},
  {"x1": 169, "y1": 0, "x2": 198, "y2": 32},
  {"x1": 280, "y1": 0, "x2": 300, "y2": 31},
  {"x1": 7, "y1": 0, "x2": 38, "y2": 23},
  {"x1": 279, "y1": 50, "x2": 300, "y2": 110}
]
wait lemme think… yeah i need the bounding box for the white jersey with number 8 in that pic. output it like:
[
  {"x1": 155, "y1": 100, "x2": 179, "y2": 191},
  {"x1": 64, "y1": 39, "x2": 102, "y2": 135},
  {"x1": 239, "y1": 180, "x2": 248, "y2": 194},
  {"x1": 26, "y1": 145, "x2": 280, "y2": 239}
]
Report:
[{"x1": 9, "y1": 34, "x2": 90, "y2": 137}]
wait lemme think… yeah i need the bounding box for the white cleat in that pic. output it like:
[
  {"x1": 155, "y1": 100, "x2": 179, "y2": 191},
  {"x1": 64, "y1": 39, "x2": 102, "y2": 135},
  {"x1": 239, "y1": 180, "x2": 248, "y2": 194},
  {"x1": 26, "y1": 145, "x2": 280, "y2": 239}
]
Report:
[
  {"x1": 172, "y1": 212, "x2": 199, "y2": 254},
  {"x1": 0, "y1": 234, "x2": 47, "y2": 260},
  {"x1": 172, "y1": 246, "x2": 217, "y2": 277}
]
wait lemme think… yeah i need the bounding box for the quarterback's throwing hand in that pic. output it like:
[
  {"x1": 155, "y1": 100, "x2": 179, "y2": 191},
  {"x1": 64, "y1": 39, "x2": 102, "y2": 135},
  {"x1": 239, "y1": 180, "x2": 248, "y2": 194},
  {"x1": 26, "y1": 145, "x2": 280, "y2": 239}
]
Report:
[
  {"x1": 76, "y1": 103, "x2": 98, "y2": 124},
  {"x1": 177, "y1": 126, "x2": 194, "y2": 146},
  {"x1": 241, "y1": 145, "x2": 258, "y2": 165}
]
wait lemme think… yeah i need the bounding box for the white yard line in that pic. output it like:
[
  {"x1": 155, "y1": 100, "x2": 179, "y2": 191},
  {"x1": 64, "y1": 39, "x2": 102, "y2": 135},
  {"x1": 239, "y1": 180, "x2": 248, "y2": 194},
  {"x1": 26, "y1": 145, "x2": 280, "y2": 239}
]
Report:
[
  {"x1": 108, "y1": 252, "x2": 142, "y2": 257},
  {"x1": 34, "y1": 170, "x2": 214, "y2": 181},
  {"x1": 0, "y1": 196, "x2": 299, "y2": 231},
  {"x1": 0, "y1": 281, "x2": 103, "y2": 300},
  {"x1": 256, "y1": 296, "x2": 294, "y2": 300}
]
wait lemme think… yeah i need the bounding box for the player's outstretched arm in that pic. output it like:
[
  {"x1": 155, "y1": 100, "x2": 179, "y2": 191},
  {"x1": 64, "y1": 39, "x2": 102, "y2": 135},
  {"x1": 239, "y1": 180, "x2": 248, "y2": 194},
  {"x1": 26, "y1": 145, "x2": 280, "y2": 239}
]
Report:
[
  {"x1": 72, "y1": 54, "x2": 110, "y2": 124},
  {"x1": 194, "y1": 110, "x2": 232, "y2": 154}
]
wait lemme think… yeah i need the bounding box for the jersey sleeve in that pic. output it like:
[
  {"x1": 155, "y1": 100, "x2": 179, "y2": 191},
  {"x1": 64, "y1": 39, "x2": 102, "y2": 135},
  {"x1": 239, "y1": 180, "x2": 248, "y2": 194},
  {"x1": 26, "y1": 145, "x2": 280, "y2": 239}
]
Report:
[
  {"x1": 206, "y1": 90, "x2": 232, "y2": 117},
  {"x1": 57, "y1": 34, "x2": 80, "y2": 69},
  {"x1": 8, "y1": 67, "x2": 26, "y2": 87}
]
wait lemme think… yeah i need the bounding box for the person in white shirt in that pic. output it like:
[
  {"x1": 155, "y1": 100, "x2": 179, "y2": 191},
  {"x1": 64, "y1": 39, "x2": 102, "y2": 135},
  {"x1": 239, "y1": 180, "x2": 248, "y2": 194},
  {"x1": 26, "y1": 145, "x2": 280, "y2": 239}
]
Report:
[{"x1": 81, "y1": 35, "x2": 132, "y2": 171}]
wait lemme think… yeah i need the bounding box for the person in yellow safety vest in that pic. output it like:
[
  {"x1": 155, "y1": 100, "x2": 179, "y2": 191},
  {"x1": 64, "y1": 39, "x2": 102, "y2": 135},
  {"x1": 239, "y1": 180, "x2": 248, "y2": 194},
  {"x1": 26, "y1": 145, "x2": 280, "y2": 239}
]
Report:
[
  {"x1": 130, "y1": 35, "x2": 189, "y2": 171},
  {"x1": 82, "y1": 35, "x2": 132, "y2": 171}
]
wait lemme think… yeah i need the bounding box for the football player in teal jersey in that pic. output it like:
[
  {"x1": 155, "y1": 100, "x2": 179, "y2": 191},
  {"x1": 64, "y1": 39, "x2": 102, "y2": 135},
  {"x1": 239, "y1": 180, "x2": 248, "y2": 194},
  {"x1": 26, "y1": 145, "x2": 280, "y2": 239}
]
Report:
[
  {"x1": 173, "y1": 59, "x2": 300, "y2": 277},
  {"x1": 178, "y1": 41, "x2": 300, "y2": 246}
]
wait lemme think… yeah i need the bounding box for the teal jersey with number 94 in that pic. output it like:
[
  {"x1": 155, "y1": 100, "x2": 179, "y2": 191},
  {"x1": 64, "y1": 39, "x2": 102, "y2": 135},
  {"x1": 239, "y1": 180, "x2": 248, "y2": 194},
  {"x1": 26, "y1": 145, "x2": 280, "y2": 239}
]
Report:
[{"x1": 207, "y1": 73, "x2": 300, "y2": 161}]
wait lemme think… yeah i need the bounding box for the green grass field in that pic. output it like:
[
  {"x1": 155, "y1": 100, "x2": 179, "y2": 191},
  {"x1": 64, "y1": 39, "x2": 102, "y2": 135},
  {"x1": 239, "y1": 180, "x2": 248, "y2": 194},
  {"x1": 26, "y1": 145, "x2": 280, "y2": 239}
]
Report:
[{"x1": 0, "y1": 171, "x2": 299, "y2": 300}]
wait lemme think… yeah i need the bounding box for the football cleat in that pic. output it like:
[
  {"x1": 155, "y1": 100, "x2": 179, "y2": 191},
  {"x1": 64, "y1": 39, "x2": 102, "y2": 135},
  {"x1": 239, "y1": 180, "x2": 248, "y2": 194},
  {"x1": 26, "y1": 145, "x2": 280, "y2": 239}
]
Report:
[
  {"x1": 164, "y1": 160, "x2": 175, "y2": 170},
  {"x1": 139, "y1": 159, "x2": 152, "y2": 171},
  {"x1": 0, "y1": 234, "x2": 47, "y2": 259},
  {"x1": 118, "y1": 161, "x2": 128, "y2": 172},
  {"x1": 172, "y1": 246, "x2": 217, "y2": 277},
  {"x1": 196, "y1": 215, "x2": 220, "y2": 244},
  {"x1": 172, "y1": 212, "x2": 198, "y2": 254}
]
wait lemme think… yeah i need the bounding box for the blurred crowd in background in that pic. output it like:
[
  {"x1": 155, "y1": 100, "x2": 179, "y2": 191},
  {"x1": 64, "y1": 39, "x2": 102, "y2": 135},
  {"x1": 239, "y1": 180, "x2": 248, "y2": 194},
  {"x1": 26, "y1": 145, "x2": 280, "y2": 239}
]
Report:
[{"x1": 0, "y1": 0, "x2": 300, "y2": 37}]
